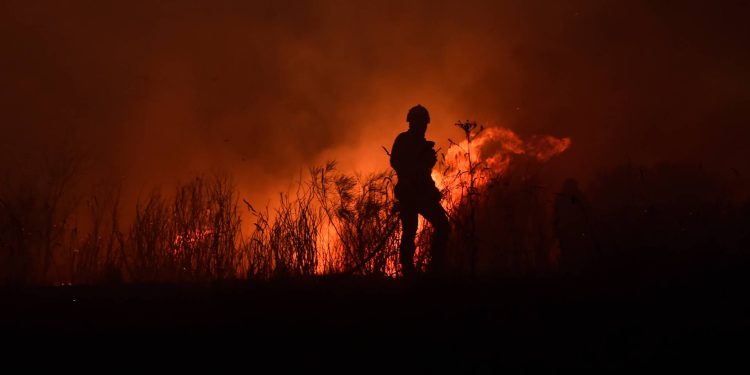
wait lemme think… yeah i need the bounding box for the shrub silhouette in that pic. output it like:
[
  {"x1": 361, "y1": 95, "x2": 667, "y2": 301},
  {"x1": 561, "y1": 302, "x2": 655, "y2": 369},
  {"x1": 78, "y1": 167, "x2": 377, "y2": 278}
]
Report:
[{"x1": 2, "y1": 149, "x2": 749, "y2": 285}]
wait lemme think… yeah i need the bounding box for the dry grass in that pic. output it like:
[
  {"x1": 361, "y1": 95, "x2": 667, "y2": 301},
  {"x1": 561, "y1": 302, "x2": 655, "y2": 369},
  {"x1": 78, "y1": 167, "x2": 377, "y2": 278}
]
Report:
[{"x1": 2, "y1": 139, "x2": 748, "y2": 285}]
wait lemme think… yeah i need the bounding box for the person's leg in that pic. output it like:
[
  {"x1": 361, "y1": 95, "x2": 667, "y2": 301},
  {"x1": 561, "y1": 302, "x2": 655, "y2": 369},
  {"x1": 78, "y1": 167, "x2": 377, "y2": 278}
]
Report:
[
  {"x1": 399, "y1": 208, "x2": 418, "y2": 277},
  {"x1": 420, "y1": 200, "x2": 450, "y2": 274}
]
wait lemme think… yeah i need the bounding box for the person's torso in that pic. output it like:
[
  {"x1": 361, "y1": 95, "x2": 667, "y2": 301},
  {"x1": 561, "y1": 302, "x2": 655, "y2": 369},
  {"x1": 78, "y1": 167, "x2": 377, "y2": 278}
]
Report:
[{"x1": 391, "y1": 131, "x2": 437, "y2": 190}]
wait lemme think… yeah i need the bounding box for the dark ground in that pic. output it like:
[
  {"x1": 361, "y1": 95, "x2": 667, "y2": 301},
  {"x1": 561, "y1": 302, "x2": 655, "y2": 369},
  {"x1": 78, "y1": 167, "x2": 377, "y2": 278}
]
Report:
[{"x1": 2, "y1": 265, "x2": 749, "y2": 371}]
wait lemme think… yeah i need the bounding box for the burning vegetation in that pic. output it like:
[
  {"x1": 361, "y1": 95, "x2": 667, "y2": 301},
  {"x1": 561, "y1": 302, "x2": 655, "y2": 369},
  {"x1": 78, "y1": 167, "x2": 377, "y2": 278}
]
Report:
[
  {"x1": 0, "y1": 121, "x2": 748, "y2": 286},
  {"x1": 0, "y1": 121, "x2": 571, "y2": 284},
  {"x1": 435, "y1": 121, "x2": 571, "y2": 207}
]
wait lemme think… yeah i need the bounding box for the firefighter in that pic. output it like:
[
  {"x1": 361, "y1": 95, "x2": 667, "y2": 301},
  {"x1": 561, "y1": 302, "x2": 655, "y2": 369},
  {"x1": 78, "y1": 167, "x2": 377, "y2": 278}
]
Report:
[{"x1": 390, "y1": 105, "x2": 449, "y2": 277}]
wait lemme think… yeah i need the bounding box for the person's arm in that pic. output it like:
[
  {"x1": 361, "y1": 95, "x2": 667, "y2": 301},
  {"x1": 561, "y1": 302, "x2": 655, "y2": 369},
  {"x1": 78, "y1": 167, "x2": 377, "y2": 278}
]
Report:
[
  {"x1": 425, "y1": 141, "x2": 437, "y2": 168},
  {"x1": 417, "y1": 140, "x2": 437, "y2": 171},
  {"x1": 390, "y1": 135, "x2": 406, "y2": 173}
]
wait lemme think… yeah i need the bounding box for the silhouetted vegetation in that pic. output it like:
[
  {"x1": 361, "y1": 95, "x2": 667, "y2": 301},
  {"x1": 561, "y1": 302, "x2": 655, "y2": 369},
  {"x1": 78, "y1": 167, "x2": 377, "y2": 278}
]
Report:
[
  {"x1": 0, "y1": 160, "x2": 405, "y2": 284},
  {"x1": 1, "y1": 139, "x2": 749, "y2": 286},
  {"x1": 583, "y1": 162, "x2": 750, "y2": 276}
]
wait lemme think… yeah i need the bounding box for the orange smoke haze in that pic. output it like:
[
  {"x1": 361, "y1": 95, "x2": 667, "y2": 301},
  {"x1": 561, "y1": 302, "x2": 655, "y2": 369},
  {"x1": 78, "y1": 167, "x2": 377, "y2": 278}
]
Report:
[{"x1": 1, "y1": 0, "x2": 748, "y2": 216}]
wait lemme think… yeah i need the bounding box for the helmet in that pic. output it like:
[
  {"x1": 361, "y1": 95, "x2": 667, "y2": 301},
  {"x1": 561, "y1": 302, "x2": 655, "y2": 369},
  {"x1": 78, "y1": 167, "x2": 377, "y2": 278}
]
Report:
[{"x1": 406, "y1": 104, "x2": 430, "y2": 124}]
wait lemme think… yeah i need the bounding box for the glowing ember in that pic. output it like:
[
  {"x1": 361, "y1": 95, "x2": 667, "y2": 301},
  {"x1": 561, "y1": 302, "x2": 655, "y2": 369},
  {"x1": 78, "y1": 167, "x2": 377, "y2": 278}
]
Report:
[{"x1": 172, "y1": 229, "x2": 214, "y2": 256}]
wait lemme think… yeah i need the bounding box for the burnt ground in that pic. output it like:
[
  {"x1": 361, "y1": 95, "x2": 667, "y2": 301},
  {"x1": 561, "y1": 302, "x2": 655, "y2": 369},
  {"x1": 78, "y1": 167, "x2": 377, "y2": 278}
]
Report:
[{"x1": 2, "y1": 265, "x2": 749, "y2": 371}]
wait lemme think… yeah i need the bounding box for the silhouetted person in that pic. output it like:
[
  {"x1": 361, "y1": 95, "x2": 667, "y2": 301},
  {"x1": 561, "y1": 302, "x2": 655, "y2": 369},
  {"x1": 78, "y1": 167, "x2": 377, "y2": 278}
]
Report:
[
  {"x1": 390, "y1": 105, "x2": 450, "y2": 277},
  {"x1": 554, "y1": 178, "x2": 598, "y2": 273}
]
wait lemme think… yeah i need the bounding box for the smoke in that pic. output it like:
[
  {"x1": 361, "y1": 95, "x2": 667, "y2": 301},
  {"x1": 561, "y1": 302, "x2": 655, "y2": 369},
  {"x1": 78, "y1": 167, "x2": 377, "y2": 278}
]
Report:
[{"x1": 1, "y1": 0, "x2": 748, "y2": 207}]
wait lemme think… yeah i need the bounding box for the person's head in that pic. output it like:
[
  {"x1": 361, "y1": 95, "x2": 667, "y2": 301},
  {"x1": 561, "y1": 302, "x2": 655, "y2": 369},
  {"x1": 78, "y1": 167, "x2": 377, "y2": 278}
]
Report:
[{"x1": 406, "y1": 104, "x2": 430, "y2": 135}]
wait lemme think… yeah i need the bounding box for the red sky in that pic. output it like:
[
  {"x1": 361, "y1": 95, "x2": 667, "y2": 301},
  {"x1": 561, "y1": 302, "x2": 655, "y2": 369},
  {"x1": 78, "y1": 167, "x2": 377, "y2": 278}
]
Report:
[{"x1": 1, "y1": 0, "x2": 748, "y2": 206}]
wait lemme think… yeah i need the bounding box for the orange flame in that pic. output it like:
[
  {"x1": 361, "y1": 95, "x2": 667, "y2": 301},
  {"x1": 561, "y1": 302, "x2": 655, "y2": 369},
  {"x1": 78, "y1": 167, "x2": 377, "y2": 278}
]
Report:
[{"x1": 433, "y1": 126, "x2": 571, "y2": 204}]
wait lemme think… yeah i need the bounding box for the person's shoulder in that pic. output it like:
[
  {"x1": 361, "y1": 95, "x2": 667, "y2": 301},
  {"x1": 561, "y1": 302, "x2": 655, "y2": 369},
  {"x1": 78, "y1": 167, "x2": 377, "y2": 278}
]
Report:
[{"x1": 392, "y1": 131, "x2": 411, "y2": 145}]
